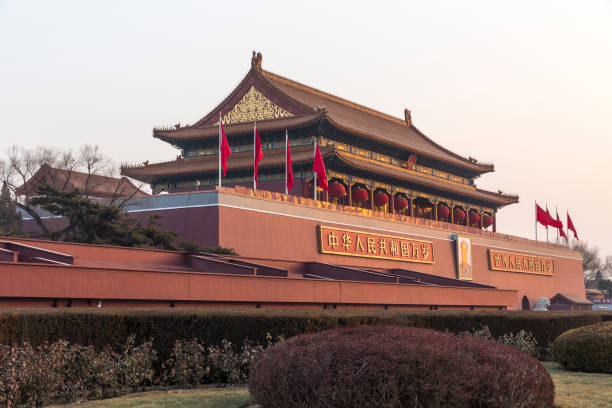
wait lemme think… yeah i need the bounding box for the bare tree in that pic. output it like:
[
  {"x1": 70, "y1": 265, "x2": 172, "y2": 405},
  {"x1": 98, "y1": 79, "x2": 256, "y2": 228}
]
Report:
[
  {"x1": 0, "y1": 146, "x2": 77, "y2": 234},
  {"x1": 602, "y1": 256, "x2": 612, "y2": 280},
  {"x1": 78, "y1": 145, "x2": 114, "y2": 199},
  {"x1": 571, "y1": 241, "x2": 603, "y2": 283},
  {"x1": 0, "y1": 144, "x2": 143, "y2": 236}
]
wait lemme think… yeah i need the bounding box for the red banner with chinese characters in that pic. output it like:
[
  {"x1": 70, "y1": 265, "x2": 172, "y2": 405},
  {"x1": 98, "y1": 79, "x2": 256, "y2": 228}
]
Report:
[
  {"x1": 488, "y1": 249, "x2": 554, "y2": 275},
  {"x1": 318, "y1": 226, "x2": 434, "y2": 263}
]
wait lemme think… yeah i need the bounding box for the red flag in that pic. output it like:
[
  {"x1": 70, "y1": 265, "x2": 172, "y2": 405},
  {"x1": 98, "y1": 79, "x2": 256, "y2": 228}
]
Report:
[
  {"x1": 219, "y1": 118, "x2": 231, "y2": 177},
  {"x1": 254, "y1": 124, "x2": 263, "y2": 185},
  {"x1": 556, "y1": 211, "x2": 567, "y2": 239},
  {"x1": 312, "y1": 144, "x2": 328, "y2": 191},
  {"x1": 567, "y1": 212, "x2": 578, "y2": 239},
  {"x1": 548, "y1": 207, "x2": 562, "y2": 229},
  {"x1": 286, "y1": 132, "x2": 294, "y2": 193},
  {"x1": 545, "y1": 206, "x2": 554, "y2": 229},
  {"x1": 536, "y1": 203, "x2": 549, "y2": 227}
]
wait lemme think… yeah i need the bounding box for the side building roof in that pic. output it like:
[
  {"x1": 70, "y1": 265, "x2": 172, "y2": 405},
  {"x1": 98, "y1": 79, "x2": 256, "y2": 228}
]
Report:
[{"x1": 17, "y1": 164, "x2": 149, "y2": 200}]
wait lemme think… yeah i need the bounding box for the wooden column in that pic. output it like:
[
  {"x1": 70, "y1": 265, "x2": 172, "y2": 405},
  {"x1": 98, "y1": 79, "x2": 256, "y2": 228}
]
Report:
[
  {"x1": 390, "y1": 192, "x2": 395, "y2": 214},
  {"x1": 409, "y1": 195, "x2": 414, "y2": 218},
  {"x1": 324, "y1": 180, "x2": 329, "y2": 202},
  {"x1": 450, "y1": 204, "x2": 455, "y2": 224},
  {"x1": 466, "y1": 209, "x2": 469, "y2": 226},
  {"x1": 493, "y1": 210, "x2": 497, "y2": 233},
  {"x1": 348, "y1": 182, "x2": 352, "y2": 207},
  {"x1": 480, "y1": 211, "x2": 484, "y2": 229},
  {"x1": 434, "y1": 201, "x2": 438, "y2": 221},
  {"x1": 369, "y1": 186, "x2": 374, "y2": 211}
]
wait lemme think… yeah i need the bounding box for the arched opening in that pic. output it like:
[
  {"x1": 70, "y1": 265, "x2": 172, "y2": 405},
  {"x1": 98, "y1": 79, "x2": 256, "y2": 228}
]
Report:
[
  {"x1": 482, "y1": 212, "x2": 494, "y2": 230},
  {"x1": 373, "y1": 188, "x2": 390, "y2": 213},
  {"x1": 453, "y1": 206, "x2": 467, "y2": 225},
  {"x1": 522, "y1": 296, "x2": 531, "y2": 311},
  {"x1": 437, "y1": 202, "x2": 451, "y2": 222},
  {"x1": 414, "y1": 197, "x2": 434, "y2": 220},
  {"x1": 393, "y1": 193, "x2": 409, "y2": 215},
  {"x1": 351, "y1": 183, "x2": 369, "y2": 209},
  {"x1": 327, "y1": 178, "x2": 348, "y2": 205},
  {"x1": 468, "y1": 210, "x2": 481, "y2": 228}
]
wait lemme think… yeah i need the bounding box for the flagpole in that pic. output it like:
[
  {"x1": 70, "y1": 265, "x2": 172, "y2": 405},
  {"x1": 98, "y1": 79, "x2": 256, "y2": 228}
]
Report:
[
  {"x1": 566, "y1": 211, "x2": 570, "y2": 247},
  {"x1": 253, "y1": 121, "x2": 256, "y2": 191},
  {"x1": 313, "y1": 140, "x2": 317, "y2": 201},
  {"x1": 556, "y1": 205, "x2": 559, "y2": 244},
  {"x1": 546, "y1": 205, "x2": 549, "y2": 243},
  {"x1": 285, "y1": 130, "x2": 288, "y2": 195},
  {"x1": 535, "y1": 201, "x2": 537, "y2": 241},
  {"x1": 218, "y1": 112, "x2": 222, "y2": 187}
]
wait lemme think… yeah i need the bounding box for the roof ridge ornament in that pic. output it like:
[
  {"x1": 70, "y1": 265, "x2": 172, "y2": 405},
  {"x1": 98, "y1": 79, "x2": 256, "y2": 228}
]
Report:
[
  {"x1": 404, "y1": 109, "x2": 412, "y2": 126},
  {"x1": 251, "y1": 51, "x2": 263, "y2": 71}
]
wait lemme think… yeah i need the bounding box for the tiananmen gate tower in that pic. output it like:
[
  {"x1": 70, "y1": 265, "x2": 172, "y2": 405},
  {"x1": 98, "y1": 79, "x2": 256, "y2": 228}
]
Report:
[{"x1": 3, "y1": 52, "x2": 586, "y2": 311}]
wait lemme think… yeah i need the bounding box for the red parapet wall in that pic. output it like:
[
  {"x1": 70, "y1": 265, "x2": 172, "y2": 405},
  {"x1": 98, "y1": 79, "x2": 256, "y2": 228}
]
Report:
[
  {"x1": 0, "y1": 249, "x2": 517, "y2": 310},
  {"x1": 11, "y1": 187, "x2": 585, "y2": 310}
]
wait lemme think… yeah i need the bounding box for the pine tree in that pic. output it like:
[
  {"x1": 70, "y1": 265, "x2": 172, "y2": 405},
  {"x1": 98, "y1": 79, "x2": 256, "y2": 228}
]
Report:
[{"x1": 0, "y1": 181, "x2": 22, "y2": 235}]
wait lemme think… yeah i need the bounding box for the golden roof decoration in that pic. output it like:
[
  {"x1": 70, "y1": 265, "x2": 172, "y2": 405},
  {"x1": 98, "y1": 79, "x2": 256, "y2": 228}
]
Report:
[{"x1": 215, "y1": 86, "x2": 294, "y2": 125}]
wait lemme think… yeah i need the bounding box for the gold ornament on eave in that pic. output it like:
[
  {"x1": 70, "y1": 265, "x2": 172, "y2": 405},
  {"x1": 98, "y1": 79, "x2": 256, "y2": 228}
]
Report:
[{"x1": 215, "y1": 86, "x2": 294, "y2": 125}]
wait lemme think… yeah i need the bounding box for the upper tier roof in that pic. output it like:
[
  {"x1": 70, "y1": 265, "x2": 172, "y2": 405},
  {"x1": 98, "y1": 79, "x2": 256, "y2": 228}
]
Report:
[{"x1": 153, "y1": 52, "x2": 494, "y2": 175}]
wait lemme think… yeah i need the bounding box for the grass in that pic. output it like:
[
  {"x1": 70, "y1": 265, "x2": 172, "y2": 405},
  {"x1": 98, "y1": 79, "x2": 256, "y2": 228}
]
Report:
[
  {"x1": 544, "y1": 362, "x2": 612, "y2": 408},
  {"x1": 53, "y1": 363, "x2": 612, "y2": 408},
  {"x1": 53, "y1": 387, "x2": 251, "y2": 408}
]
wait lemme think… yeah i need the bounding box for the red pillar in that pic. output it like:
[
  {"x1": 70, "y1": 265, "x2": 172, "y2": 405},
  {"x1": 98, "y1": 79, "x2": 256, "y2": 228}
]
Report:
[
  {"x1": 370, "y1": 188, "x2": 374, "y2": 211},
  {"x1": 347, "y1": 182, "x2": 352, "y2": 207},
  {"x1": 493, "y1": 211, "x2": 497, "y2": 233},
  {"x1": 409, "y1": 196, "x2": 414, "y2": 218}
]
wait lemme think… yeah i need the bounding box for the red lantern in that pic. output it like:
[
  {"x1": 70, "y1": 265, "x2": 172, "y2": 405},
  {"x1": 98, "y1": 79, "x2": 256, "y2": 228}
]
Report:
[
  {"x1": 453, "y1": 208, "x2": 466, "y2": 222},
  {"x1": 328, "y1": 182, "x2": 346, "y2": 198},
  {"x1": 469, "y1": 212, "x2": 481, "y2": 225},
  {"x1": 394, "y1": 195, "x2": 409, "y2": 211},
  {"x1": 373, "y1": 191, "x2": 389, "y2": 207},
  {"x1": 437, "y1": 204, "x2": 450, "y2": 219},
  {"x1": 483, "y1": 214, "x2": 494, "y2": 228},
  {"x1": 351, "y1": 186, "x2": 368, "y2": 203}
]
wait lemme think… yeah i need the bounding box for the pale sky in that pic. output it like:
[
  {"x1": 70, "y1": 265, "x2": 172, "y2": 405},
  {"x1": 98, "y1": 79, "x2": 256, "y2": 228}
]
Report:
[{"x1": 1, "y1": 1, "x2": 611, "y2": 257}]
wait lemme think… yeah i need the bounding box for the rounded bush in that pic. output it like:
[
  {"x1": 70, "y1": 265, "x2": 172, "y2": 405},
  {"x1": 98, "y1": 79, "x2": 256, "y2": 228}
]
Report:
[
  {"x1": 552, "y1": 321, "x2": 612, "y2": 373},
  {"x1": 249, "y1": 325, "x2": 554, "y2": 408}
]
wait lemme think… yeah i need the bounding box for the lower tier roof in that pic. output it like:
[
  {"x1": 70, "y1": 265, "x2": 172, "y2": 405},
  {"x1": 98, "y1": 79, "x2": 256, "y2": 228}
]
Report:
[{"x1": 121, "y1": 146, "x2": 518, "y2": 208}]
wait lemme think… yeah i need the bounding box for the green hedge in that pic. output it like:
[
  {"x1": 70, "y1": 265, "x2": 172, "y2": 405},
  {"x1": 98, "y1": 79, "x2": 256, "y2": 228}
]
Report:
[
  {"x1": 1, "y1": 309, "x2": 610, "y2": 363},
  {"x1": 552, "y1": 321, "x2": 612, "y2": 373}
]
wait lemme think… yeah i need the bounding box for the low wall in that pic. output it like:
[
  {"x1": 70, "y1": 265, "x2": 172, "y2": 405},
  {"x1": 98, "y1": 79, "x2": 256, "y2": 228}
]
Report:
[{"x1": 0, "y1": 260, "x2": 516, "y2": 310}]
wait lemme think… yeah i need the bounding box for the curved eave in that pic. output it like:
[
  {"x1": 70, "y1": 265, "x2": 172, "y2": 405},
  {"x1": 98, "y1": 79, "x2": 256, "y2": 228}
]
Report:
[
  {"x1": 410, "y1": 125, "x2": 494, "y2": 174},
  {"x1": 153, "y1": 112, "x2": 325, "y2": 144},
  {"x1": 325, "y1": 116, "x2": 494, "y2": 175},
  {"x1": 333, "y1": 150, "x2": 517, "y2": 207},
  {"x1": 121, "y1": 146, "x2": 332, "y2": 183}
]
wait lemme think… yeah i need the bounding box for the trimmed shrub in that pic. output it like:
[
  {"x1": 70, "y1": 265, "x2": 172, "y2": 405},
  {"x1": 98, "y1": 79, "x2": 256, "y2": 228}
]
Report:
[
  {"x1": 162, "y1": 337, "x2": 268, "y2": 387},
  {"x1": 117, "y1": 335, "x2": 156, "y2": 391},
  {"x1": 162, "y1": 339, "x2": 208, "y2": 388},
  {"x1": 552, "y1": 321, "x2": 612, "y2": 373},
  {"x1": 0, "y1": 309, "x2": 610, "y2": 365},
  {"x1": 467, "y1": 325, "x2": 538, "y2": 357},
  {"x1": 249, "y1": 326, "x2": 555, "y2": 408},
  {"x1": 0, "y1": 337, "x2": 156, "y2": 406}
]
